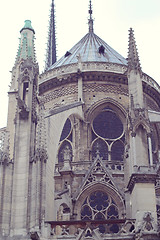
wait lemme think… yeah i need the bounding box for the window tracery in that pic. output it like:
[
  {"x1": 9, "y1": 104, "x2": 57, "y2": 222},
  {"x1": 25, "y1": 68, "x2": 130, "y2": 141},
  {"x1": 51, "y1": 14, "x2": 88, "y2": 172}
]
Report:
[
  {"x1": 91, "y1": 108, "x2": 125, "y2": 162},
  {"x1": 58, "y1": 118, "x2": 73, "y2": 163},
  {"x1": 60, "y1": 118, "x2": 72, "y2": 142},
  {"x1": 58, "y1": 140, "x2": 72, "y2": 163},
  {"x1": 81, "y1": 190, "x2": 119, "y2": 234},
  {"x1": 150, "y1": 123, "x2": 159, "y2": 164}
]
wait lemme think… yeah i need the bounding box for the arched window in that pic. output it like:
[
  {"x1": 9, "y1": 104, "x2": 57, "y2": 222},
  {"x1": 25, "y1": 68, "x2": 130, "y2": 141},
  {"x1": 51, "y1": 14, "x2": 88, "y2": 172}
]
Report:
[
  {"x1": 91, "y1": 108, "x2": 124, "y2": 164},
  {"x1": 58, "y1": 118, "x2": 73, "y2": 164},
  {"x1": 60, "y1": 118, "x2": 72, "y2": 142},
  {"x1": 151, "y1": 124, "x2": 159, "y2": 164},
  {"x1": 81, "y1": 190, "x2": 119, "y2": 234},
  {"x1": 92, "y1": 138, "x2": 108, "y2": 160},
  {"x1": 59, "y1": 118, "x2": 72, "y2": 142},
  {"x1": 111, "y1": 140, "x2": 124, "y2": 161}
]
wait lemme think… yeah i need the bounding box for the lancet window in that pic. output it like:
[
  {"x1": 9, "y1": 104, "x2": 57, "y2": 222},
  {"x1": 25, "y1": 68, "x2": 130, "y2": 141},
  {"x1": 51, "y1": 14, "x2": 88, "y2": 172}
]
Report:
[
  {"x1": 58, "y1": 118, "x2": 73, "y2": 163},
  {"x1": 150, "y1": 123, "x2": 159, "y2": 164}
]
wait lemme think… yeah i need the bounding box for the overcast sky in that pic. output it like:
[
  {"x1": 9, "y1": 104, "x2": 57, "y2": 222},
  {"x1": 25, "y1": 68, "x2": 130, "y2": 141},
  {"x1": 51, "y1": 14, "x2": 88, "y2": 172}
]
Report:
[{"x1": 0, "y1": 0, "x2": 160, "y2": 128}]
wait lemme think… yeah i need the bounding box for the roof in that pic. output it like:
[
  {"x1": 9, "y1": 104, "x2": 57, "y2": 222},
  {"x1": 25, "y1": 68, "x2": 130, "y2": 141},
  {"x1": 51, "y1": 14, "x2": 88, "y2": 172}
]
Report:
[
  {"x1": 49, "y1": 32, "x2": 127, "y2": 70},
  {"x1": 20, "y1": 20, "x2": 35, "y2": 34},
  {"x1": 15, "y1": 20, "x2": 36, "y2": 65}
]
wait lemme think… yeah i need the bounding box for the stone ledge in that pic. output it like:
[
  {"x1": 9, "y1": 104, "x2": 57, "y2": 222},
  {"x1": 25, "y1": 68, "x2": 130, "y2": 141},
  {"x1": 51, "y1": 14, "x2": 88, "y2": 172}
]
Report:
[{"x1": 127, "y1": 172, "x2": 157, "y2": 193}]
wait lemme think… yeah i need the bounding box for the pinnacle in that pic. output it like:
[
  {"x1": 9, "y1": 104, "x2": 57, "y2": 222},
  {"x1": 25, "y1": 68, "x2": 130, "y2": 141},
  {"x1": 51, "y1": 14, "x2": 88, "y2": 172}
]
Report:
[{"x1": 128, "y1": 28, "x2": 141, "y2": 72}]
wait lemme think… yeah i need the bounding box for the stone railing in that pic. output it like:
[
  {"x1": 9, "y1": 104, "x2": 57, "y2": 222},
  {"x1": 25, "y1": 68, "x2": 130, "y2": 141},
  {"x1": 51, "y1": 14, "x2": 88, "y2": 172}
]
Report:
[
  {"x1": 143, "y1": 73, "x2": 160, "y2": 94},
  {"x1": 55, "y1": 160, "x2": 124, "y2": 173},
  {"x1": 47, "y1": 218, "x2": 135, "y2": 239}
]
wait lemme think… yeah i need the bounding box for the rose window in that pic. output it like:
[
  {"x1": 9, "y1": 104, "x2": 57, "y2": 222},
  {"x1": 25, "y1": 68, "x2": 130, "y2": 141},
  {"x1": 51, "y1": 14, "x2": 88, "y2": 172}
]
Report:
[{"x1": 93, "y1": 111, "x2": 123, "y2": 139}]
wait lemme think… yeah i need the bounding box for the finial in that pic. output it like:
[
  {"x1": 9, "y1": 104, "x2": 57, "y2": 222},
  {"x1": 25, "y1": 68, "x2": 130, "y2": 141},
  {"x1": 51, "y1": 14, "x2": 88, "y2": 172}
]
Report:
[
  {"x1": 88, "y1": 0, "x2": 94, "y2": 33},
  {"x1": 20, "y1": 20, "x2": 35, "y2": 34},
  {"x1": 128, "y1": 28, "x2": 141, "y2": 73}
]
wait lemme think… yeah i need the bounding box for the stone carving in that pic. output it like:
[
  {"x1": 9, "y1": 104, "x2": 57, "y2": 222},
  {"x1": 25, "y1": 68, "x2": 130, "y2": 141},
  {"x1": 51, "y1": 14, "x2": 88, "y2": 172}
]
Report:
[
  {"x1": 63, "y1": 145, "x2": 72, "y2": 161},
  {"x1": 30, "y1": 231, "x2": 40, "y2": 240},
  {"x1": 17, "y1": 95, "x2": 29, "y2": 120},
  {"x1": 119, "y1": 219, "x2": 135, "y2": 234},
  {"x1": 83, "y1": 157, "x2": 116, "y2": 188},
  {"x1": 31, "y1": 148, "x2": 48, "y2": 163},
  {"x1": 143, "y1": 212, "x2": 154, "y2": 231},
  {"x1": 124, "y1": 144, "x2": 130, "y2": 159},
  {"x1": 61, "y1": 225, "x2": 69, "y2": 235},
  {"x1": 31, "y1": 84, "x2": 38, "y2": 123},
  {"x1": 0, "y1": 151, "x2": 11, "y2": 165},
  {"x1": 137, "y1": 212, "x2": 157, "y2": 234}
]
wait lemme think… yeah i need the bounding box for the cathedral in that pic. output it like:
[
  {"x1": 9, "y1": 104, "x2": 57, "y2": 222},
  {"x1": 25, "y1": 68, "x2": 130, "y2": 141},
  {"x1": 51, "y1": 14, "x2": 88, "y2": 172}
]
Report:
[{"x1": 1, "y1": 0, "x2": 160, "y2": 239}]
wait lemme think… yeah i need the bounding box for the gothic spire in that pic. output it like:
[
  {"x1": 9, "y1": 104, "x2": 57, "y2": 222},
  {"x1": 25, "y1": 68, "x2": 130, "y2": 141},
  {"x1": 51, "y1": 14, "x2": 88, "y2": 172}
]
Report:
[
  {"x1": 88, "y1": 0, "x2": 94, "y2": 33},
  {"x1": 128, "y1": 28, "x2": 141, "y2": 73},
  {"x1": 45, "y1": 0, "x2": 57, "y2": 71},
  {"x1": 15, "y1": 20, "x2": 37, "y2": 65},
  {"x1": 127, "y1": 28, "x2": 144, "y2": 109}
]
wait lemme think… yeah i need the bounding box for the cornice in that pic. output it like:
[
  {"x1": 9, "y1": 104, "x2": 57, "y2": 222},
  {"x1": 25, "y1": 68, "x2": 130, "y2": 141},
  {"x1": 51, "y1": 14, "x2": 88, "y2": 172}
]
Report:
[
  {"x1": 127, "y1": 172, "x2": 157, "y2": 193},
  {"x1": 39, "y1": 70, "x2": 128, "y2": 95},
  {"x1": 39, "y1": 62, "x2": 127, "y2": 84},
  {"x1": 38, "y1": 62, "x2": 160, "y2": 108}
]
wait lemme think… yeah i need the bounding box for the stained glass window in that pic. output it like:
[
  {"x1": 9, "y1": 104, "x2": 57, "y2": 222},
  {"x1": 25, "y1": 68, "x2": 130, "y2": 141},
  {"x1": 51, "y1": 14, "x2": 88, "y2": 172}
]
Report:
[
  {"x1": 93, "y1": 110, "x2": 123, "y2": 140},
  {"x1": 60, "y1": 118, "x2": 72, "y2": 141},
  {"x1": 91, "y1": 108, "x2": 124, "y2": 164},
  {"x1": 111, "y1": 140, "x2": 124, "y2": 161},
  {"x1": 81, "y1": 191, "x2": 119, "y2": 234},
  {"x1": 58, "y1": 118, "x2": 72, "y2": 163},
  {"x1": 92, "y1": 139, "x2": 108, "y2": 160}
]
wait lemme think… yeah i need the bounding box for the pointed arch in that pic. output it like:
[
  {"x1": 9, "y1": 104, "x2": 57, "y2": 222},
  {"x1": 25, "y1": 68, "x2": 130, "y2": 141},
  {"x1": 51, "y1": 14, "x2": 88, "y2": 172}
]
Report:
[
  {"x1": 86, "y1": 98, "x2": 126, "y2": 164},
  {"x1": 59, "y1": 118, "x2": 72, "y2": 142},
  {"x1": 111, "y1": 140, "x2": 124, "y2": 161},
  {"x1": 74, "y1": 182, "x2": 125, "y2": 220},
  {"x1": 86, "y1": 98, "x2": 127, "y2": 123},
  {"x1": 91, "y1": 138, "x2": 108, "y2": 160},
  {"x1": 132, "y1": 117, "x2": 151, "y2": 134}
]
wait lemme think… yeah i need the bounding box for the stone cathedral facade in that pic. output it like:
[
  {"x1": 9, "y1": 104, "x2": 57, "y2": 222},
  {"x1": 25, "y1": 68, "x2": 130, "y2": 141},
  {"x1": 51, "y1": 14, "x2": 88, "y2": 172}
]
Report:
[{"x1": 1, "y1": 1, "x2": 160, "y2": 239}]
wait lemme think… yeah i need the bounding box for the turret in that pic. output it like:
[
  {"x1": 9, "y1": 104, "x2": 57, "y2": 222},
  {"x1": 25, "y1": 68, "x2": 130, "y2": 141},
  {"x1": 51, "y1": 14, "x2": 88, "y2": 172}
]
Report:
[
  {"x1": 7, "y1": 20, "x2": 38, "y2": 159},
  {"x1": 7, "y1": 21, "x2": 39, "y2": 236}
]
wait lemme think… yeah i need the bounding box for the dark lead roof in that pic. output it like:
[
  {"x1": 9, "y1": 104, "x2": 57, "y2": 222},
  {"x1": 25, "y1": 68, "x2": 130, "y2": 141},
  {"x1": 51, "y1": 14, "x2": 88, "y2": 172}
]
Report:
[
  {"x1": 48, "y1": 0, "x2": 127, "y2": 70},
  {"x1": 49, "y1": 32, "x2": 127, "y2": 69}
]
